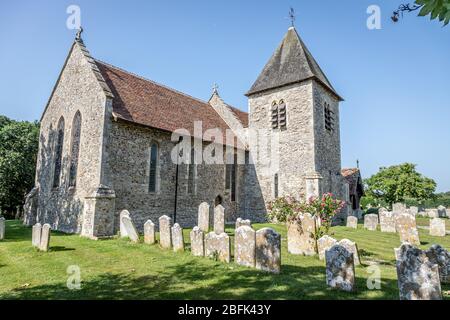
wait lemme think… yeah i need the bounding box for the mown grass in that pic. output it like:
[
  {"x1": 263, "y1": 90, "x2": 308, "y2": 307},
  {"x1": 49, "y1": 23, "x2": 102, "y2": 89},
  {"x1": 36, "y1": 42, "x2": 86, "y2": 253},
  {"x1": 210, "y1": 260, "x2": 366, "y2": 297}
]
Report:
[{"x1": 0, "y1": 220, "x2": 449, "y2": 300}]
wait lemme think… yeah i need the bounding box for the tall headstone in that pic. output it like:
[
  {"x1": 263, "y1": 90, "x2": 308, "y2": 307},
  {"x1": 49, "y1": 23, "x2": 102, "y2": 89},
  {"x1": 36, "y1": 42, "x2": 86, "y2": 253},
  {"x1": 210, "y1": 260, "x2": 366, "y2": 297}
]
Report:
[
  {"x1": 364, "y1": 214, "x2": 378, "y2": 231},
  {"x1": 198, "y1": 202, "x2": 210, "y2": 232},
  {"x1": 338, "y1": 239, "x2": 361, "y2": 265},
  {"x1": 396, "y1": 243, "x2": 442, "y2": 300},
  {"x1": 39, "y1": 223, "x2": 51, "y2": 252},
  {"x1": 121, "y1": 215, "x2": 139, "y2": 242},
  {"x1": 437, "y1": 206, "x2": 447, "y2": 218},
  {"x1": 144, "y1": 220, "x2": 155, "y2": 244},
  {"x1": 393, "y1": 203, "x2": 407, "y2": 214},
  {"x1": 346, "y1": 216, "x2": 357, "y2": 229},
  {"x1": 0, "y1": 217, "x2": 5, "y2": 240},
  {"x1": 255, "y1": 228, "x2": 281, "y2": 274},
  {"x1": 317, "y1": 235, "x2": 337, "y2": 260},
  {"x1": 32, "y1": 223, "x2": 42, "y2": 247},
  {"x1": 235, "y1": 217, "x2": 251, "y2": 229},
  {"x1": 429, "y1": 218, "x2": 446, "y2": 237},
  {"x1": 205, "y1": 232, "x2": 230, "y2": 263},
  {"x1": 159, "y1": 215, "x2": 172, "y2": 249},
  {"x1": 235, "y1": 226, "x2": 256, "y2": 267},
  {"x1": 171, "y1": 223, "x2": 184, "y2": 252},
  {"x1": 379, "y1": 211, "x2": 396, "y2": 233},
  {"x1": 214, "y1": 205, "x2": 225, "y2": 234},
  {"x1": 325, "y1": 245, "x2": 356, "y2": 292},
  {"x1": 396, "y1": 213, "x2": 420, "y2": 245},
  {"x1": 425, "y1": 244, "x2": 450, "y2": 284},
  {"x1": 287, "y1": 213, "x2": 317, "y2": 256},
  {"x1": 119, "y1": 210, "x2": 130, "y2": 238},
  {"x1": 190, "y1": 226, "x2": 205, "y2": 257}
]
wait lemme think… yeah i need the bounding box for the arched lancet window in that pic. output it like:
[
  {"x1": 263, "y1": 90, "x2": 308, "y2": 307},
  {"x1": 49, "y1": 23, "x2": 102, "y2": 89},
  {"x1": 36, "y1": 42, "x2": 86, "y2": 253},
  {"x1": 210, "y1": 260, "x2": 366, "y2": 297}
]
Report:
[
  {"x1": 149, "y1": 143, "x2": 158, "y2": 192},
  {"x1": 69, "y1": 111, "x2": 82, "y2": 187},
  {"x1": 53, "y1": 117, "x2": 65, "y2": 188}
]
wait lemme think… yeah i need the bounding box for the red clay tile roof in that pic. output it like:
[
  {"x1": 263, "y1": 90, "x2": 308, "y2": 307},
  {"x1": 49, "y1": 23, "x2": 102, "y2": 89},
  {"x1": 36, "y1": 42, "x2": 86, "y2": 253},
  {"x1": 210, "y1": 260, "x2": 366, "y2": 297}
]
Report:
[{"x1": 95, "y1": 61, "x2": 248, "y2": 139}]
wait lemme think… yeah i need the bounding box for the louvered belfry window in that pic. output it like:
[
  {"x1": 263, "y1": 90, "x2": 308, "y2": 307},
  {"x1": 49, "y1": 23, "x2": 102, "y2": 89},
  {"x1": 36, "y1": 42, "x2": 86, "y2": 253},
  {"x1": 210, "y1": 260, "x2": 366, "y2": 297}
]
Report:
[
  {"x1": 324, "y1": 102, "x2": 334, "y2": 132},
  {"x1": 271, "y1": 100, "x2": 287, "y2": 130}
]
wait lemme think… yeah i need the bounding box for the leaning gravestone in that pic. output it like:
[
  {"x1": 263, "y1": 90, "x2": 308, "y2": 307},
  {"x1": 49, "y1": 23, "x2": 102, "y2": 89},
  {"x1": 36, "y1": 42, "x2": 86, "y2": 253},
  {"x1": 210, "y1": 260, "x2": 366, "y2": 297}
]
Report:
[
  {"x1": 121, "y1": 215, "x2": 139, "y2": 242},
  {"x1": 190, "y1": 226, "x2": 204, "y2": 257},
  {"x1": 235, "y1": 217, "x2": 251, "y2": 229},
  {"x1": 39, "y1": 223, "x2": 51, "y2": 252},
  {"x1": 364, "y1": 214, "x2": 378, "y2": 231},
  {"x1": 379, "y1": 211, "x2": 396, "y2": 233},
  {"x1": 0, "y1": 217, "x2": 5, "y2": 240},
  {"x1": 235, "y1": 226, "x2": 256, "y2": 267},
  {"x1": 198, "y1": 202, "x2": 210, "y2": 232},
  {"x1": 325, "y1": 244, "x2": 355, "y2": 292},
  {"x1": 287, "y1": 213, "x2": 317, "y2": 256},
  {"x1": 396, "y1": 213, "x2": 420, "y2": 246},
  {"x1": 159, "y1": 215, "x2": 172, "y2": 249},
  {"x1": 119, "y1": 210, "x2": 131, "y2": 238},
  {"x1": 425, "y1": 244, "x2": 450, "y2": 284},
  {"x1": 317, "y1": 235, "x2": 337, "y2": 260},
  {"x1": 430, "y1": 218, "x2": 446, "y2": 237},
  {"x1": 171, "y1": 223, "x2": 184, "y2": 252},
  {"x1": 346, "y1": 216, "x2": 357, "y2": 229},
  {"x1": 338, "y1": 239, "x2": 361, "y2": 265},
  {"x1": 437, "y1": 206, "x2": 447, "y2": 218},
  {"x1": 255, "y1": 228, "x2": 281, "y2": 274},
  {"x1": 214, "y1": 205, "x2": 225, "y2": 234},
  {"x1": 144, "y1": 220, "x2": 155, "y2": 244},
  {"x1": 396, "y1": 243, "x2": 442, "y2": 300},
  {"x1": 205, "y1": 232, "x2": 230, "y2": 263},
  {"x1": 32, "y1": 223, "x2": 42, "y2": 247}
]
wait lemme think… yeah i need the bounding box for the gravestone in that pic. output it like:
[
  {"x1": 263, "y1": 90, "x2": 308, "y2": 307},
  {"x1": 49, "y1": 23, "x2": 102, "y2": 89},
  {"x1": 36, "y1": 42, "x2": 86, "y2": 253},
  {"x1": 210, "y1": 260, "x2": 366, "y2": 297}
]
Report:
[
  {"x1": 317, "y1": 235, "x2": 337, "y2": 260},
  {"x1": 144, "y1": 220, "x2": 155, "y2": 244},
  {"x1": 364, "y1": 214, "x2": 378, "y2": 231},
  {"x1": 235, "y1": 217, "x2": 251, "y2": 229},
  {"x1": 190, "y1": 226, "x2": 204, "y2": 257},
  {"x1": 205, "y1": 232, "x2": 230, "y2": 263},
  {"x1": 393, "y1": 203, "x2": 407, "y2": 214},
  {"x1": 39, "y1": 223, "x2": 51, "y2": 252},
  {"x1": 235, "y1": 226, "x2": 256, "y2": 267},
  {"x1": 425, "y1": 244, "x2": 450, "y2": 284},
  {"x1": 198, "y1": 202, "x2": 210, "y2": 232},
  {"x1": 287, "y1": 213, "x2": 317, "y2": 256},
  {"x1": 121, "y1": 215, "x2": 139, "y2": 242},
  {"x1": 346, "y1": 216, "x2": 357, "y2": 229},
  {"x1": 396, "y1": 243, "x2": 442, "y2": 300},
  {"x1": 32, "y1": 223, "x2": 42, "y2": 247},
  {"x1": 159, "y1": 215, "x2": 172, "y2": 249},
  {"x1": 214, "y1": 205, "x2": 225, "y2": 234},
  {"x1": 379, "y1": 211, "x2": 396, "y2": 233},
  {"x1": 0, "y1": 217, "x2": 5, "y2": 240},
  {"x1": 119, "y1": 210, "x2": 130, "y2": 238},
  {"x1": 427, "y1": 209, "x2": 439, "y2": 218},
  {"x1": 171, "y1": 223, "x2": 184, "y2": 252},
  {"x1": 409, "y1": 206, "x2": 419, "y2": 216},
  {"x1": 325, "y1": 244, "x2": 355, "y2": 292},
  {"x1": 396, "y1": 213, "x2": 420, "y2": 246},
  {"x1": 437, "y1": 206, "x2": 447, "y2": 218},
  {"x1": 429, "y1": 218, "x2": 446, "y2": 237},
  {"x1": 255, "y1": 228, "x2": 281, "y2": 273},
  {"x1": 338, "y1": 239, "x2": 361, "y2": 265}
]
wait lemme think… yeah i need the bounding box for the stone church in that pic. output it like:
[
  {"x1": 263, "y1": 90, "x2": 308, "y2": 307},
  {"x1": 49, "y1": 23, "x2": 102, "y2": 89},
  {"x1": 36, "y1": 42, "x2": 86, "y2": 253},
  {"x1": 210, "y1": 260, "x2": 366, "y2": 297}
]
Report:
[{"x1": 24, "y1": 26, "x2": 352, "y2": 238}]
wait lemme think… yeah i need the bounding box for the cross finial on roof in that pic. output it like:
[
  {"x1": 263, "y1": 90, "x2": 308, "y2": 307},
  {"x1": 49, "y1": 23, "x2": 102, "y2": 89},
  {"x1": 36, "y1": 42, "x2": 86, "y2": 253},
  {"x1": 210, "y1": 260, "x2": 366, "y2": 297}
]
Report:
[
  {"x1": 75, "y1": 26, "x2": 84, "y2": 42},
  {"x1": 288, "y1": 7, "x2": 296, "y2": 27},
  {"x1": 356, "y1": 159, "x2": 360, "y2": 169},
  {"x1": 212, "y1": 83, "x2": 219, "y2": 94}
]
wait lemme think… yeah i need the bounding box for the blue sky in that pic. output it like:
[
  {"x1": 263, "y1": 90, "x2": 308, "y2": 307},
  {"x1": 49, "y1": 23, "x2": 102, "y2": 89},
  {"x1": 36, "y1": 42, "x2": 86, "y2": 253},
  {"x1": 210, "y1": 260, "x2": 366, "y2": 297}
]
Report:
[{"x1": 1, "y1": 0, "x2": 449, "y2": 191}]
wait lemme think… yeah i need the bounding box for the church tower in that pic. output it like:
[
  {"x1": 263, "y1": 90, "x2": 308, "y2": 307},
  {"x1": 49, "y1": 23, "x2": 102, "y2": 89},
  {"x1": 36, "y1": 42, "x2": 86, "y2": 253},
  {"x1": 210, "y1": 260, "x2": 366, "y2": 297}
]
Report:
[{"x1": 245, "y1": 26, "x2": 345, "y2": 209}]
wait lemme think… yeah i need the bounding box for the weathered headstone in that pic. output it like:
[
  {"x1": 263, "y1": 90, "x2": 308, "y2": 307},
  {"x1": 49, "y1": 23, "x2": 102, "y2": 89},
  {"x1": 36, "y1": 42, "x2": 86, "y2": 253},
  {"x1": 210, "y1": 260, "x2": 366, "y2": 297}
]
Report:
[
  {"x1": 287, "y1": 213, "x2": 317, "y2": 256},
  {"x1": 159, "y1": 215, "x2": 172, "y2": 249},
  {"x1": 396, "y1": 213, "x2": 420, "y2": 246},
  {"x1": 409, "y1": 206, "x2": 418, "y2": 217},
  {"x1": 346, "y1": 216, "x2": 357, "y2": 229},
  {"x1": 437, "y1": 206, "x2": 447, "y2": 218},
  {"x1": 214, "y1": 205, "x2": 225, "y2": 234},
  {"x1": 235, "y1": 217, "x2": 251, "y2": 229},
  {"x1": 427, "y1": 209, "x2": 439, "y2": 218},
  {"x1": 0, "y1": 217, "x2": 5, "y2": 240},
  {"x1": 32, "y1": 223, "x2": 42, "y2": 247},
  {"x1": 190, "y1": 226, "x2": 204, "y2": 256},
  {"x1": 121, "y1": 215, "x2": 139, "y2": 242},
  {"x1": 317, "y1": 235, "x2": 337, "y2": 260},
  {"x1": 39, "y1": 223, "x2": 51, "y2": 252},
  {"x1": 393, "y1": 203, "x2": 407, "y2": 214},
  {"x1": 205, "y1": 232, "x2": 230, "y2": 263},
  {"x1": 171, "y1": 223, "x2": 184, "y2": 252},
  {"x1": 198, "y1": 202, "x2": 210, "y2": 232},
  {"x1": 338, "y1": 238, "x2": 361, "y2": 265},
  {"x1": 364, "y1": 214, "x2": 378, "y2": 231},
  {"x1": 325, "y1": 244, "x2": 355, "y2": 292},
  {"x1": 255, "y1": 228, "x2": 281, "y2": 273},
  {"x1": 396, "y1": 243, "x2": 442, "y2": 300},
  {"x1": 430, "y1": 218, "x2": 446, "y2": 237},
  {"x1": 379, "y1": 211, "x2": 396, "y2": 233},
  {"x1": 235, "y1": 226, "x2": 256, "y2": 267},
  {"x1": 119, "y1": 210, "x2": 130, "y2": 238},
  {"x1": 144, "y1": 220, "x2": 155, "y2": 244},
  {"x1": 425, "y1": 244, "x2": 450, "y2": 284}
]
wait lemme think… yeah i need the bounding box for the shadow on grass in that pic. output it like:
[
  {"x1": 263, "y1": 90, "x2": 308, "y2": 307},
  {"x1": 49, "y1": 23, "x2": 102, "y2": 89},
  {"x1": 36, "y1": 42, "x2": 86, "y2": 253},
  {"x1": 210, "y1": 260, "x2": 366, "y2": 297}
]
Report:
[{"x1": 50, "y1": 246, "x2": 75, "y2": 252}]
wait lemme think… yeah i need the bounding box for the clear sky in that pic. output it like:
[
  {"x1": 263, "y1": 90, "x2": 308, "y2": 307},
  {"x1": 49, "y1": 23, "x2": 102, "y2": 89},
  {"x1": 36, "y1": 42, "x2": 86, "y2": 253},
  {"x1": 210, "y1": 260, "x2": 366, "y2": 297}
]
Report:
[{"x1": 1, "y1": 0, "x2": 449, "y2": 191}]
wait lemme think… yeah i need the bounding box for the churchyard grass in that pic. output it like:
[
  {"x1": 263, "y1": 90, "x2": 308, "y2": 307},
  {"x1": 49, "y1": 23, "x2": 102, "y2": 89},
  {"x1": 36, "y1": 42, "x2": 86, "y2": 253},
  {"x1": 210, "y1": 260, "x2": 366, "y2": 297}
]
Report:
[{"x1": 0, "y1": 220, "x2": 449, "y2": 300}]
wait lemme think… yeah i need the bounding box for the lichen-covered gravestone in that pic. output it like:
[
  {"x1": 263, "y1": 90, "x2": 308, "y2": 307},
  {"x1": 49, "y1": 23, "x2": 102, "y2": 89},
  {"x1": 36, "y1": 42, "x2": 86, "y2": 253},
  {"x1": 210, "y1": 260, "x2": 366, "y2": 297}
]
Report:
[
  {"x1": 144, "y1": 220, "x2": 155, "y2": 244},
  {"x1": 437, "y1": 206, "x2": 447, "y2": 218},
  {"x1": 379, "y1": 211, "x2": 396, "y2": 233},
  {"x1": 235, "y1": 225, "x2": 256, "y2": 267},
  {"x1": 119, "y1": 210, "x2": 131, "y2": 238},
  {"x1": 255, "y1": 228, "x2": 281, "y2": 273},
  {"x1": 205, "y1": 232, "x2": 230, "y2": 263},
  {"x1": 190, "y1": 226, "x2": 204, "y2": 257},
  {"x1": 121, "y1": 215, "x2": 139, "y2": 243},
  {"x1": 425, "y1": 244, "x2": 450, "y2": 284},
  {"x1": 39, "y1": 223, "x2": 51, "y2": 252},
  {"x1": 159, "y1": 215, "x2": 172, "y2": 249},
  {"x1": 393, "y1": 203, "x2": 407, "y2": 214},
  {"x1": 235, "y1": 217, "x2": 251, "y2": 229},
  {"x1": 429, "y1": 218, "x2": 446, "y2": 237},
  {"x1": 198, "y1": 202, "x2": 210, "y2": 232},
  {"x1": 287, "y1": 213, "x2": 317, "y2": 256},
  {"x1": 0, "y1": 217, "x2": 5, "y2": 240},
  {"x1": 317, "y1": 235, "x2": 337, "y2": 260},
  {"x1": 409, "y1": 206, "x2": 418, "y2": 216},
  {"x1": 396, "y1": 213, "x2": 420, "y2": 246},
  {"x1": 171, "y1": 223, "x2": 184, "y2": 252},
  {"x1": 214, "y1": 205, "x2": 225, "y2": 234},
  {"x1": 364, "y1": 214, "x2": 378, "y2": 231},
  {"x1": 338, "y1": 239, "x2": 361, "y2": 265},
  {"x1": 427, "y1": 209, "x2": 439, "y2": 218},
  {"x1": 32, "y1": 223, "x2": 42, "y2": 247},
  {"x1": 396, "y1": 243, "x2": 442, "y2": 300},
  {"x1": 325, "y1": 244, "x2": 355, "y2": 292},
  {"x1": 346, "y1": 216, "x2": 357, "y2": 229}
]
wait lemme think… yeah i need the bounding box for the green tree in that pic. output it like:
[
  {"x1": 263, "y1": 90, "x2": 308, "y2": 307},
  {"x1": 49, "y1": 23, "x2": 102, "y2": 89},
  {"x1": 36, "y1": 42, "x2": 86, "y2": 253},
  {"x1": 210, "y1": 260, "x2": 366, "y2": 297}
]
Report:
[
  {"x1": 0, "y1": 116, "x2": 40, "y2": 218},
  {"x1": 364, "y1": 163, "x2": 436, "y2": 207},
  {"x1": 392, "y1": 0, "x2": 450, "y2": 26}
]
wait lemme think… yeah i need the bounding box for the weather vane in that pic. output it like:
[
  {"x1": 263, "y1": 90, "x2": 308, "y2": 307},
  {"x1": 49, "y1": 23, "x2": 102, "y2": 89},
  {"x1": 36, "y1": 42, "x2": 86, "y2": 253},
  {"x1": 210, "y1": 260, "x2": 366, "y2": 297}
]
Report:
[{"x1": 288, "y1": 7, "x2": 296, "y2": 27}]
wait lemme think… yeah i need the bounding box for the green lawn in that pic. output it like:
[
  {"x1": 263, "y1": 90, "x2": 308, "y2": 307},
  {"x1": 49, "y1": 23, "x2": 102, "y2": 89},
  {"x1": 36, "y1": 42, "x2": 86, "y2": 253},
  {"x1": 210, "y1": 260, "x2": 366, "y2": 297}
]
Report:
[{"x1": 0, "y1": 220, "x2": 449, "y2": 300}]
